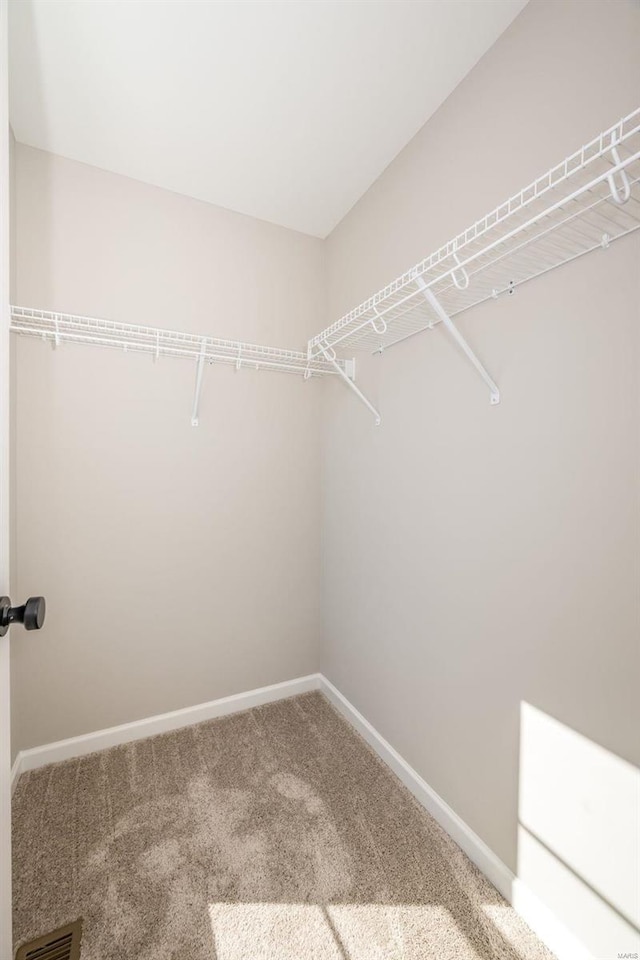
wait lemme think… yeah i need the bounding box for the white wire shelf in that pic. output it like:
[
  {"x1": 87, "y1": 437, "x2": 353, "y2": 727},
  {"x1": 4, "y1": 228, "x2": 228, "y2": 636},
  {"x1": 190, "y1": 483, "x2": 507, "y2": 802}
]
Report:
[
  {"x1": 10, "y1": 306, "x2": 345, "y2": 379},
  {"x1": 10, "y1": 108, "x2": 640, "y2": 427},
  {"x1": 308, "y1": 107, "x2": 640, "y2": 359}
]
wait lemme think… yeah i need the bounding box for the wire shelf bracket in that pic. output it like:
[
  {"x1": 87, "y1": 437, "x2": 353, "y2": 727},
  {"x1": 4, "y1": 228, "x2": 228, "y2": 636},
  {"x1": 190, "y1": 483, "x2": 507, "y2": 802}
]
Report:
[
  {"x1": 191, "y1": 339, "x2": 207, "y2": 427},
  {"x1": 320, "y1": 347, "x2": 381, "y2": 425},
  {"x1": 415, "y1": 277, "x2": 500, "y2": 405}
]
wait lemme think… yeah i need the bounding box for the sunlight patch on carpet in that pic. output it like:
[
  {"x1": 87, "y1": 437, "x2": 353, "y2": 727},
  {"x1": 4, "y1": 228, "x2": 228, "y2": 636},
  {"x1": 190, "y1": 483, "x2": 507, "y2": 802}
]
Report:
[
  {"x1": 209, "y1": 902, "x2": 484, "y2": 960},
  {"x1": 208, "y1": 903, "x2": 343, "y2": 960}
]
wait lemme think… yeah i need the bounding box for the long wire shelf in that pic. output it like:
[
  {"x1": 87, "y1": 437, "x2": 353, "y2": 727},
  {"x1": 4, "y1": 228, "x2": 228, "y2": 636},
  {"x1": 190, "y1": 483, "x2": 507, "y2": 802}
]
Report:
[
  {"x1": 307, "y1": 107, "x2": 640, "y2": 359},
  {"x1": 10, "y1": 306, "x2": 344, "y2": 378},
  {"x1": 10, "y1": 107, "x2": 640, "y2": 426}
]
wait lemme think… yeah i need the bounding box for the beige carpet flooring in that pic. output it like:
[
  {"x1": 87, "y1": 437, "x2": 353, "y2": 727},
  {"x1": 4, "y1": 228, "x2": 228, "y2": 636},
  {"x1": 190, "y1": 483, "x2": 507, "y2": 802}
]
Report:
[{"x1": 12, "y1": 692, "x2": 555, "y2": 960}]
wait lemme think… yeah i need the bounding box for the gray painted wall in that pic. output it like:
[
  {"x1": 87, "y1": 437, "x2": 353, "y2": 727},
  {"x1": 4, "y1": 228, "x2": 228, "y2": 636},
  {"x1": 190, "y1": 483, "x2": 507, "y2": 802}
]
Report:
[
  {"x1": 321, "y1": 0, "x2": 640, "y2": 942},
  {"x1": 11, "y1": 145, "x2": 324, "y2": 753}
]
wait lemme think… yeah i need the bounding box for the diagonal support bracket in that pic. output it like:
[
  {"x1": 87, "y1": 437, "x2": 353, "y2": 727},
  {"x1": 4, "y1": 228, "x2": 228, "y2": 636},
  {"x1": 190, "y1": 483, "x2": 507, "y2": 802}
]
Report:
[
  {"x1": 191, "y1": 339, "x2": 207, "y2": 427},
  {"x1": 416, "y1": 277, "x2": 500, "y2": 405},
  {"x1": 320, "y1": 347, "x2": 381, "y2": 425}
]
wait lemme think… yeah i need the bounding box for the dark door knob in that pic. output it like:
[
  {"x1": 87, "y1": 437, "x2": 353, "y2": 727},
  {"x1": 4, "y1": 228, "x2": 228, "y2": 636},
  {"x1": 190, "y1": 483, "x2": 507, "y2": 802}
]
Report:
[{"x1": 0, "y1": 596, "x2": 46, "y2": 636}]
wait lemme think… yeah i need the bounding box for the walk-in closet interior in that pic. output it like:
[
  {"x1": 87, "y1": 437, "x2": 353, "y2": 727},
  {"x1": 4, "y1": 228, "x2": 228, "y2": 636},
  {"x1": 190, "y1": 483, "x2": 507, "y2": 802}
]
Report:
[{"x1": 1, "y1": 1, "x2": 639, "y2": 958}]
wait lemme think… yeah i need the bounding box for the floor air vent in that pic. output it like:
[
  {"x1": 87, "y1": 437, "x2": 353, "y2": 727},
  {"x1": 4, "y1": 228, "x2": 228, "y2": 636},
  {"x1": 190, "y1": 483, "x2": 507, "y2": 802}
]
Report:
[{"x1": 15, "y1": 919, "x2": 83, "y2": 960}]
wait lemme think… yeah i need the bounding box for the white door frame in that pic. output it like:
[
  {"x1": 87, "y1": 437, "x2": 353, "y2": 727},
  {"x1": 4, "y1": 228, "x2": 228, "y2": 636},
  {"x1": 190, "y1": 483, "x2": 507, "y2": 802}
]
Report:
[{"x1": 0, "y1": 0, "x2": 12, "y2": 955}]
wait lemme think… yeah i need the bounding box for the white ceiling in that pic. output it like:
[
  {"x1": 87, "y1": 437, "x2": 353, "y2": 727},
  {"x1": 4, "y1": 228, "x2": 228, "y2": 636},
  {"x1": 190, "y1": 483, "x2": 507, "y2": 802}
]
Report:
[{"x1": 9, "y1": 0, "x2": 527, "y2": 238}]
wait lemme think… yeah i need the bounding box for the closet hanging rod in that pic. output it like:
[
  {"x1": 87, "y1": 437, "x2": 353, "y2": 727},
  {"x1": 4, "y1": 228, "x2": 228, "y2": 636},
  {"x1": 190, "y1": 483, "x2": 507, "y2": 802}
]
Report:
[
  {"x1": 307, "y1": 106, "x2": 640, "y2": 360},
  {"x1": 9, "y1": 306, "x2": 350, "y2": 379}
]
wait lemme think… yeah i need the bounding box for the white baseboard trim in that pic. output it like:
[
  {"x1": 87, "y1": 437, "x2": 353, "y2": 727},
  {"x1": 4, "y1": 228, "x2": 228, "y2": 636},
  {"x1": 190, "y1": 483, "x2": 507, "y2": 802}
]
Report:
[
  {"x1": 318, "y1": 676, "x2": 513, "y2": 899},
  {"x1": 10, "y1": 755, "x2": 21, "y2": 797},
  {"x1": 10, "y1": 673, "x2": 322, "y2": 794},
  {"x1": 318, "y1": 674, "x2": 592, "y2": 960},
  {"x1": 10, "y1": 670, "x2": 591, "y2": 960}
]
